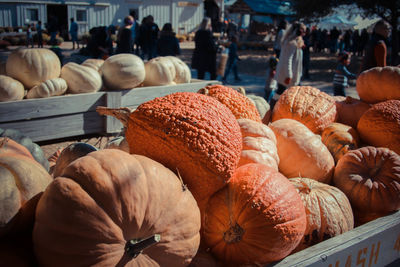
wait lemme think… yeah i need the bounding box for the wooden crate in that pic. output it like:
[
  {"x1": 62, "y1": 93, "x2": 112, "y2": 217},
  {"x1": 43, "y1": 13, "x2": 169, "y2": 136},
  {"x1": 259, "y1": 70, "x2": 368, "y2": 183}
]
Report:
[{"x1": 0, "y1": 80, "x2": 219, "y2": 142}]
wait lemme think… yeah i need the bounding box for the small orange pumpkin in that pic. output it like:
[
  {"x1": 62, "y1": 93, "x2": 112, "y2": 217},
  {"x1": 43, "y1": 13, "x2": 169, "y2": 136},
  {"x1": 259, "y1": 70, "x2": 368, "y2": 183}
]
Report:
[{"x1": 334, "y1": 96, "x2": 371, "y2": 129}]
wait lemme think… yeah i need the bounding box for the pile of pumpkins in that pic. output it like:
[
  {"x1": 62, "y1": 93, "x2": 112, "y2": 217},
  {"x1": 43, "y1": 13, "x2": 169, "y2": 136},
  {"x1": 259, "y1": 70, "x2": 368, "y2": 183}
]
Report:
[
  {"x1": 0, "y1": 47, "x2": 191, "y2": 102},
  {"x1": 1, "y1": 65, "x2": 399, "y2": 266}
]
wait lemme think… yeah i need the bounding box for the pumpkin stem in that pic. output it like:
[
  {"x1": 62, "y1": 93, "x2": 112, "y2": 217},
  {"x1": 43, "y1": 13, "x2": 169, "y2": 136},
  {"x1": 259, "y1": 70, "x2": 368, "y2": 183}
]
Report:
[
  {"x1": 223, "y1": 223, "x2": 245, "y2": 244},
  {"x1": 0, "y1": 137, "x2": 9, "y2": 148},
  {"x1": 176, "y1": 168, "x2": 188, "y2": 192},
  {"x1": 197, "y1": 88, "x2": 209, "y2": 95},
  {"x1": 96, "y1": 106, "x2": 132, "y2": 128},
  {"x1": 125, "y1": 234, "x2": 161, "y2": 259}
]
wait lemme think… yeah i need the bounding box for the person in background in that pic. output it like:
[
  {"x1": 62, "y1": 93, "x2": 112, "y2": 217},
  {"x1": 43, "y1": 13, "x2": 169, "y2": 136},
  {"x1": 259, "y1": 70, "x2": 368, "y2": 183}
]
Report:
[
  {"x1": 222, "y1": 35, "x2": 241, "y2": 84},
  {"x1": 47, "y1": 15, "x2": 58, "y2": 46},
  {"x1": 273, "y1": 20, "x2": 288, "y2": 58},
  {"x1": 191, "y1": 17, "x2": 218, "y2": 80},
  {"x1": 69, "y1": 18, "x2": 79, "y2": 50},
  {"x1": 302, "y1": 27, "x2": 311, "y2": 80},
  {"x1": 360, "y1": 19, "x2": 391, "y2": 73},
  {"x1": 157, "y1": 23, "x2": 180, "y2": 57},
  {"x1": 50, "y1": 37, "x2": 64, "y2": 65},
  {"x1": 129, "y1": 10, "x2": 139, "y2": 53},
  {"x1": 116, "y1": 16, "x2": 134, "y2": 54},
  {"x1": 36, "y1": 21, "x2": 43, "y2": 48},
  {"x1": 26, "y1": 24, "x2": 34, "y2": 48},
  {"x1": 142, "y1": 15, "x2": 159, "y2": 60},
  {"x1": 137, "y1": 17, "x2": 148, "y2": 58},
  {"x1": 358, "y1": 28, "x2": 370, "y2": 56},
  {"x1": 333, "y1": 51, "x2": 356, "y2": 96}
]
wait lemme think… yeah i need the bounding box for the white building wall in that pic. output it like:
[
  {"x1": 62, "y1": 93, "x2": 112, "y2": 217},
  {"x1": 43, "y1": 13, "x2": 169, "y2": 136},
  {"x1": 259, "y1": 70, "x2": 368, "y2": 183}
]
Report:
[{"x1": 0, "y1": 4, "x2": 16, "y2": 27}]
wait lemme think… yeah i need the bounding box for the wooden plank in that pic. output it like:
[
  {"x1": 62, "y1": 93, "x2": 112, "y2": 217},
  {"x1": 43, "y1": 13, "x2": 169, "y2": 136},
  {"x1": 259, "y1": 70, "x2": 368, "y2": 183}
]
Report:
[
  {"x1": 0, "y1": 92, "x2": 106, "y2": 122},
  {"x1": 105, "y1": 91, "x2": 123, "y2": 133},
  {"x1": 270, "y1": 211, "x2": 400, "y2": 267}
]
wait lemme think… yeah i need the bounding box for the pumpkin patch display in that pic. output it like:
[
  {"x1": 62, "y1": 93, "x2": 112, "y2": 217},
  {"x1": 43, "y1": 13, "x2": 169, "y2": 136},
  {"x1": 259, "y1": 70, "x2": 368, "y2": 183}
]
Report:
[
  {"x1": 334, "y1": 96, "x2": 371, "y2": 129},
  {"x1": 0, "y1": 75, "x2": 24, "y2": 102},
  {"x1": 270, "y1": 119, "x2": 335, "y2": 184},
  {"x1": 357, "y1": 100, "x2": 400, "y2": 155},
  {"x1": 198, "y1": 84, "x2": 261, "y2": 122},
  {"x1": 333, "y1": 146, "x2": 400, "y2": 225},
  {"x1": 61, "y1": 62, "x2": 102, "y2": 94},
  {"x1": 33, "y1": 150, "x2": 201, "y2": 267},
  {"x1": 26, "y1": 77, "x2": 68, "y2": 99},
  {"x1": 272, "y1": 86, "x2": 337, "y2": 134},
  {"x1": 289, "y1": 178, "x2": 354, "y2": 252},
  {"x1": 203, "y1": 163, "x2": 306, "y2": 265},
  {"x1": 143, "y1": 56, "x2": 176, "y2": 86}
]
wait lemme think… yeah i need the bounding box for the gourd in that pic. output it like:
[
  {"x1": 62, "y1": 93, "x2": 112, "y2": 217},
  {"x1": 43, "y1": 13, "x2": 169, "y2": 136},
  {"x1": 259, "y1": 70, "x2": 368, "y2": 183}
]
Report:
[
  {"x1": 61, "y1": 63, "x2": 102, "y2": 94},
  {"x1": 270, "y1": 119, "x2": 335, "y2": 184},
  {"x1": 33, "y1": 149, "x2": 201, "y2": 267},
  {"x1": 143, "y1": 56, "x2": 176, "y2": 86},
  {"x1": 203, "y1": 163, "x2": 306, "y2": 265},
  {"x1": 272, "y1": 86, "x2": 337, "y2": 134},
  {"x1": 100, "y1": 53, "x2": 145, "y2": 90},
  {"x1": 334, "y1": 96, "x2": 371, "y2": 129},
  {"x1": 357, "y1": 100, "x2": 400, "y2": 155},
  {"x1": 81, "y1": 58, "x2": 104, "y2": 72},
  {"x1": 290, "y1": 177, "x2": 354, "y2": 252},
  {"x1": 0, "y1": 137, "x2": 52, "y2": 237},
  {"x1": 356, "y1": 66, "x2": 400, "y2": 104},
  {"x1": 26, "y1": 77, "x2": 68, "y2": 99},
  {"x1": 6, "y1": 48, "x2": 61, "y2": 88},
  {"x1": 165, "y1": 56, "x2": 191, "y2": 84},
  {"x1": 0, "y1": 75, "x2": 24, "y2": 102}
]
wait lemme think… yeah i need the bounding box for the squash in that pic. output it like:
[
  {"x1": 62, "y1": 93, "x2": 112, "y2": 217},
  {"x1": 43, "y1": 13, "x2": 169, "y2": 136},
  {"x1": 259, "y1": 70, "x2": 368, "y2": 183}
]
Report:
[
  {"x1": 321, "y1": 122, "x2": 360, "y2": 163},
  {"x1": 81, "y1": 58, "x2": 104, "y2": 72},
  {"x1": 246, "y1": 94, "x2": 270, "y2": 119},
  {"x1": 26, "y1": 77, "x2": 68, "y2": 99},
  {"x1": 198, "y1": 84, "x2": 262, "y2": 122},
  {"x1": 357, "y1": 100, "x2": 400, "y2": 155},
  {"x1": 356, "y1": 66, "x2": 400, "y2": 104},
  {"x1": 334, "y1": 96, "x2": 371, "y2": 129},
  {"x1": 104, "y1": 136, "x2": 130, "y2": 153},
  {"x1": 6, "y1": 48, "x2": 61, "y2": 88},
  {"x1": 100, "y1": 53, "x2": 145, "y2": 90},
  {"x1": 96, "y1": 92, "x2": 242, "y2": 215},
  {"x1": 61, "y1": 63, "x2": 102, "y2": 94},
  {"x1": 333, "y1": 146, "x2": 400, "y2": 225},
  {"x1": 0, "y1": 75, "x2": 24, "y2": 102},
  {"x1": 289, "y1": 177, "x2": 354, "y2": 252},
  {"x1": 188, "y1": 249, "x2": 220, "y2": 267},
  {"x1": 272, "y1": 86, "x2": 337, "y2": 134},
  {"x1": 0, "y1": 137, "x2": 52, "y2": 237},
  {"x1": 164, "y1": 56, "x2": 191, "y2": 84},
  {"x1": 270, "y1": 119, "x2": 335, "y2": 184},
  {"x1": 33, "y1": 149, "x2": 201, "y2": 267},
  {"x1": 143, "y1": 56, "x2": 176, "y2": 86},
  {"x1": 237, "y1": 118, "x2": 279, "y2": 170},
  {"x1": 203, "y1": 163, "x2": 306, "y2": 265}
]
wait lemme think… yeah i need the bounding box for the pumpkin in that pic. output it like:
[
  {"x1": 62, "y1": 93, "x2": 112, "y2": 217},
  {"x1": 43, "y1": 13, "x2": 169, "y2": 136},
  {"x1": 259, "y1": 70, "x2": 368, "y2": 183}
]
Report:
[
  {"x1": 61, "y1": 63, "x2": 102, "y2": 94},
  {"x1": 0, "y1": 138, "x2": 52, "y2": 237},
  {"x1": 0, "y1": 61, "x2": 6, "y2": 75},
  {"x1": 0, "y1": 75, "x2": 24, "y2": 102},
  {"x1": 270, "y1": 119, "x2": 335, "y2": 184},
  {"x1": 289, "y1": 178, "x2": 354, "y2": 252},
  {"x1": 52, "y1": 142, "x2": 98, "y2": 178},
  {"x1": 333, "y1": 146, "x2": 400, "y2": 225},
  {"x1": 0, "y1": 128, "x2": 49, "y2": 171},
  {"x1": 334, "y1": 96, "x2": 371, "y2": 129},
  {"x1": 198, "y1": 84, "x2": 261, "y2": 122},
  {"x1": 357, "y1": 100, "x2": 400, "y2": 155},
  {"x1": 165, "y1": 56, "x2": 191, "y2": 84},
  {"x1": 321, "y1": 122, "x2": 360, "y2": 163},
  {"x1": 203, "y1": 163, "x2": 306, "y2": 265},
  {"x1": 356, "y1": 66, "x2": 400, "y2": 104},
  {"x1": 272, "y1": 86, "x2": 337, "y2": 134},
  {"x1": 96, "y1": 92, "x2": 242, "y2": 214},
  {"x1": 143, "y1": 56, "x2": 176, "y2": 86},
  {"x1": 104, "y1": 136, "x2": 130, "y2": 153},
  {"x1": 237, "y1": 118, "x2": 279, "y2": 170},
  {"x1": 33, "y1": 149, "x2": 201, "y2": 266},
  {"x1": 188, "y1": 249, "x2": 220, "y2": 267},
  {"x1": 0, "y1": 234, "x2": 37, "y2": 266},
  {"x1": 81, "y1": 58, "x2": 104, "y2": 72},
  {"x1": 246, "y1": 94, "x2": 270, "y2": 119},
  {"x1": 6, "y1": 48, "x2": 61, "y2": 88},
  {"x1": 26, "y1": 77, "x2": 68, "y2": 99},
  {"x1": 100, "y1": 53, "x2": 145, "y2": 90}
]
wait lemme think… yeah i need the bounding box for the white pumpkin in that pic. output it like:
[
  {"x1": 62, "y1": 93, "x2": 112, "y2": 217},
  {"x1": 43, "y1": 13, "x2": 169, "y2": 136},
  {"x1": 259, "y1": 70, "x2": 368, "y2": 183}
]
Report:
[
  {"x1": 0, "y1": 75, "x2": 25, "y2": 102},
  {"x1": 6, "y1": 48, "x2": 61, "y2": 88},
  {"x1": 100, "y1": 53, "x2": 145, "y2": 90},
  {"x1": 81, "y1": 58, "x2": 105, "y2": 72},
  {"x1": 164, "y1": 56, "x2": 191, "y2": 84},
  {"x1": 61, "y1": 63, "x2": 102, "y2": 94},
  {"x1": 247, "y1": 94, "x2": 270, "y2": 119},
  {"x1": 143, "y1": 56, "x2": 176, "y2": 86},
  {"x1": 26, "y1": 78, "x2": 68, "y2": 99}
]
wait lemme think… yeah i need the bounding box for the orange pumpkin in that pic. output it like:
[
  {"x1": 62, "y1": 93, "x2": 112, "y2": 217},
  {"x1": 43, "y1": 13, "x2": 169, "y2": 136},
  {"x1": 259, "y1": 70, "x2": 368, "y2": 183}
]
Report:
[
  {"x1": 334, "y1": 96, "x2": 371, "y2": 129},
  {"x1": 289, "y1": 178, "x2": 353, "y2": 252},
  {"x1": 198, "y1": 84, "x2": 262, "y2": 122},
  {"x1": 203, "y1": 163, "x2": 306, "y2": 265},
  {"x1": 333, "y1": 146, "x2": 400, "y2": 225}
]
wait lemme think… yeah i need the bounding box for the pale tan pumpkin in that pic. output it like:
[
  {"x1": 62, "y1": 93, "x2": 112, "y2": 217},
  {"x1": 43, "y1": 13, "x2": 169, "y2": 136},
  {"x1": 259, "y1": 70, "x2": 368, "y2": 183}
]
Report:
[
  {"x1": 61, "y1": 63, "x2": 102, "y2": 94},
  {"x1": 247, "y1": 94, "x2": 270, "y2": 119},
  {"x1": 164, "y1": 56, "x2": 191, "y2": 84},
  {"x1": 81, "y1": 58, "x2": 105, "y2": 72},
  {"x1": 26, "y1": 77, "x2": 68, "y2": 99},
  {"x1": 334, "y1": 96, "x2": 371, "y2": 129},
  {"x1": 144, "y1": 56, "x2": 176, "y2": 86},
  {"x1": 0, "y1": 75, "x2": 24, "y2": 102}
]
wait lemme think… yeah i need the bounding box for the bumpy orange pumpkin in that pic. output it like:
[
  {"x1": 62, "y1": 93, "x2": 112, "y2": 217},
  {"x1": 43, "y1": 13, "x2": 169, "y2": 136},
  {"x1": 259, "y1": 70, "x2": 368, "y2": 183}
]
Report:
[
  {"x1": 203, "y1": 163, "x2": 306, "y2": 265},
  {"x1": 321, "y1": 122, "x2": 360, "y2": 163},
  {"x1": 33, "y1": 149, "x2": 201, "y2": 267},
  {"x1": 97, "y1": 92, "x2": 242, "y2": 214},
  {"x1": 356, "y1": 66, "x2": 400, "y2": 104},
  {"x1": 333, "y1": 146, "x2": 400, "y2": 225},
  {"x1": 290, "y1": 178, "x2": 354, "y2": 252},
  {"x1": 357, "y1": 100, "x2": 400, "y2": 155},
  {"x1": 198, "y1": 84, "x2": 262, "y2": 122},
  {"x1": 334, "y1": 96, "x2": 371, "y2": 129},
  {"x1": 272, "y1": 86, "x2": 337, "y2": 134},
  {"x1": 270, "y1": 119, "x2": 335, "y2": 184}
]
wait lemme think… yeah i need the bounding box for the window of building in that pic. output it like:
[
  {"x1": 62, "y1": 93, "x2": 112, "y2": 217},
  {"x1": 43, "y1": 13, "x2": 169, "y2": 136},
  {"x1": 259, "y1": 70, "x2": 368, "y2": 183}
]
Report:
[
  {"x1": 27, "y1": 8, "x2": 39, "y2": 22},
  {"x1": 76, "y1": 10, "x2": 87, "y2": 22}
]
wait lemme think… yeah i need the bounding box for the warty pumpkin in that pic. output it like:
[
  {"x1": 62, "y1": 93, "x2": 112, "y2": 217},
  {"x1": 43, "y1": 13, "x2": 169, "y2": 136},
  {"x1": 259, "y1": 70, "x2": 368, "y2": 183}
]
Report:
[
  {"x1": 0, "y1": 75, "x2": 24, "y2": 102},
  {"x1": 26, "y1": 77, "x2": 68, "y2": 99},
  {"x1": 143, "y1": 56, "x2": 176, "y2": 86},
  {"x1": 203, "y1": 163, "x2": 306, "y2": 265},
  {"x1": 33, "y1": 149, "x2": 201, "y2": 267},
  {"x1": 61, "y1": 62, "x2": 102, "y2": 94},
  {"x1": 334, "y1": 96, "x2": 371, "y2": 129},
  {"x1": 272, "y1": 86, "x2": 337, "y2": 134},
  {"x1": 333, "y1": 146, "x2": 400, "y2": 225},
  {"x1": 289, "y1": 177, "x2": 354, "y2": 252}
]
